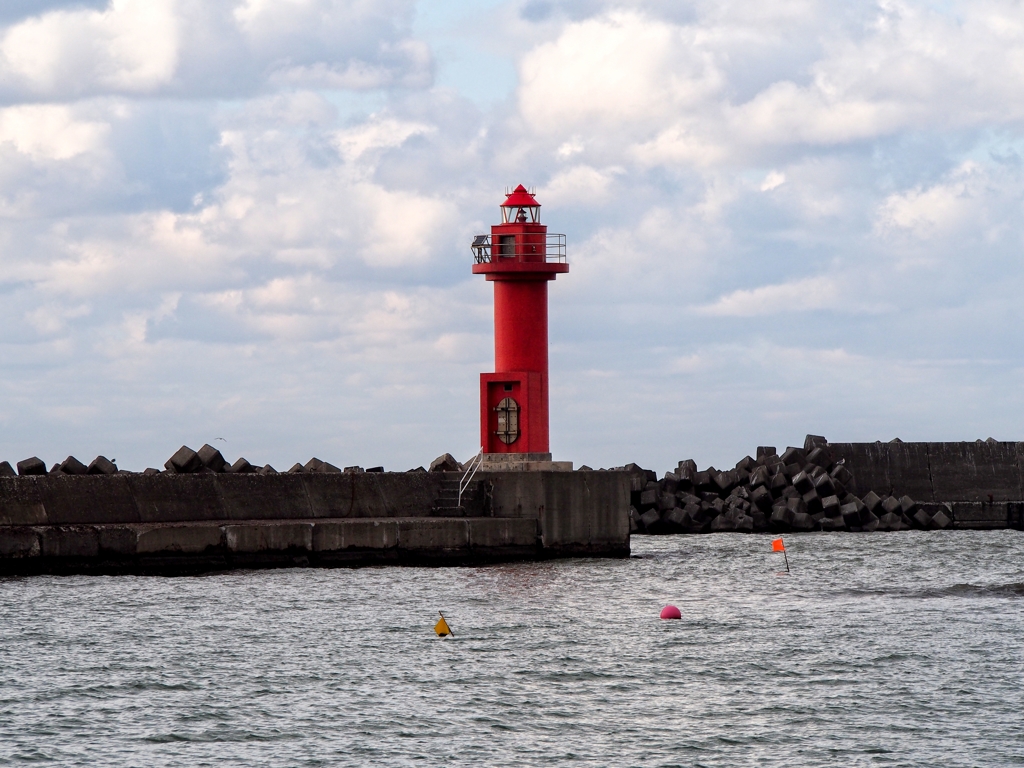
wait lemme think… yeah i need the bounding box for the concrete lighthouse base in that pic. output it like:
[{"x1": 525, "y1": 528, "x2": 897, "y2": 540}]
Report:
[
  {"x1": 481, "y1": 453, "x2": 574, "y2": 472},
  {"x1": 477, "y1": 468, "x2": 628, "y2": 556}
]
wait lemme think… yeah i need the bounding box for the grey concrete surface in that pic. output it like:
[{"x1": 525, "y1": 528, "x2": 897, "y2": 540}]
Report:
[
  {"x1": 0, "y1": 469, "x2": 629, "y2": 574},
  {"x1": 830, "y1": 441, "x2": 1024, "y2": 506},
  {"x1": 480, "y1": 469, "x2": 630, "y2": 556}
]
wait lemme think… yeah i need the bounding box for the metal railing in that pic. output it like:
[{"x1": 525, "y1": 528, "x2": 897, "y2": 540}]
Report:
[
  {"x1": 471, "y1": 234, "x2": 567, "y2": 264},
  {"x1": 471, "y1": 235, "x2": 491, "y2": 263},
  {"x1": 458, "y1": 448, "x2": 483, "y2": 507},
  {"x1": 545, "y1": 234, "x2": 567, "y2": 263}
]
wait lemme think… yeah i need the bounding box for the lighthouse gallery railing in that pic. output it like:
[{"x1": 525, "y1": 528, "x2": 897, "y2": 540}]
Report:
[{"x1": 471, "y1": 233, "x2": 566, "y2": 264}]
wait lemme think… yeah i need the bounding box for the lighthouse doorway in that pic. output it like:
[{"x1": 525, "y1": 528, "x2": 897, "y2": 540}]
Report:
[{"x1": 494, "y1": 397, "x2": 520, "y2": 444}]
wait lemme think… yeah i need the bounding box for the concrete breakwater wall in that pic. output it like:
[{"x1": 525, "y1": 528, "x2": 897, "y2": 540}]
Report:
[
  {"x1": 829, "y1": 440, "x2": 1024, "y2": 530},
  {"x1": 630, "y1": 436, "x2": 1024, "y2": 535},
  {"x1": 0, "y1": 452, "x2": 630, "y2": 574}
]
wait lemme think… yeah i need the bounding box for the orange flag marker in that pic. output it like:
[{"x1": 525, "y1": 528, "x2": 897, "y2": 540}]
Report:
[{"x1": 772, "y1": 537, "x2": 790, "y2": 572}]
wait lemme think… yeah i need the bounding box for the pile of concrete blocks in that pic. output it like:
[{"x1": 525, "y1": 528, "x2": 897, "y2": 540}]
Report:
[
  {"x1": 629, "y1": 435, "x2": 953, "y2": 535},
  {"x1": 1, "y1": 445, "x2": 375, "y2": 478},
  {"x1": 1, "y1": 455, "x2": 121, "y2": 477},
  {"x1": 162, "y1": 445, "x2": 353, "y2": 475},
  {"x1": 2, "y1": 445, "x2": 473, "y2": 478}
]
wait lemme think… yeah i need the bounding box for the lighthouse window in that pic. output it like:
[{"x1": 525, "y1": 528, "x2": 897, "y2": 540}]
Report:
[
  {"x1": 497, "y1": 235, "x2": 515, "y2": 257},
  {"x1": 494, "y1": 397, "x2": 520, "y2": 444}
]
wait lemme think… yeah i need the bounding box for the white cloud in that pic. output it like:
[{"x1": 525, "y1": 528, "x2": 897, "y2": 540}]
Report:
[
  {"x1": 518, "y1": 11, "x2": 723, "y2": 139},
  {"x1": 24, "y1": 302, "x2": 91, "y2": 336},
  {"x1": 556, "y1": 136, "x2": 584, "y2": 159},
  {"x1": 268, "y1": 40, "x2": 433, "y2": 90},
  {"x1": 228, "y1": 0, "x2": 431, "y2": 91},
  {"x1": 541, "y1": 165, "x2": 621, "y2": 207},
  {"x1": 760, "y1": 170, "x2": 786, "y2": 192},
  {"x1": 36, "y1": 210, "x2": 228, "y2": 299},
  {"x1": 670, "y1": 353, "x2": 707, "y2": 374},
  {"x1": 0, "y1": 0, "x2": 179, "y2": 95},
  {"x1": 0, "y1": 104, "x2": 108, "y2": 160},
  {"x1": 334, "y1": 117, "x2": 435, "y2": 164},
  {"x1": 516, "y1": 1, "x2": 1024, "y2": 173},
  {"x1": 727, "y1": 81, "x2": 908, "y2": 147},
  {"x1": 630, "y1": 124, "x2": 725, "y2": 168},
  {"x1": 354, "y1": 183, "x2": 456, "y2": 267},
  {"x1": 0, "y1": 0, "x2": 430, "y2": 99},
  {"x1": 232, "y1": 0, "x2": 302, "y2": 29},
  {"x1": 697, "y1": 276, "x2": 841, "y2": 317},
  {"x1": 877, "y1": 163, "x2": 979, "y2": 239},
  {"x1": 11, "y1": 104, "x2": 459, "y2": 311}
]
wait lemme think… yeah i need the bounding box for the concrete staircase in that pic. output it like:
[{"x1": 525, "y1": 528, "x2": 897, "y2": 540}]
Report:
[{"x1": 431, "y1": 476, "x2": 482, "y2": 516}]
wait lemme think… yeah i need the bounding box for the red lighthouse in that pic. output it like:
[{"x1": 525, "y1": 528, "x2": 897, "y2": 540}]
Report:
[{"x1": 472, "y1": 185, "x2": 568, "y2": 460}]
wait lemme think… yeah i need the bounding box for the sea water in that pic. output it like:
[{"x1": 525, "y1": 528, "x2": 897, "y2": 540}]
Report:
[{"x1": 2, "y1": 530, "x2": 1023, "y2": 767}]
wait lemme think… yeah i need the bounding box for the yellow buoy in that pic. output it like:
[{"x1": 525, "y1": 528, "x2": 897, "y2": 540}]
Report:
[{"x1": 434, "y1": 611, "x2": 453, "y2": 637}]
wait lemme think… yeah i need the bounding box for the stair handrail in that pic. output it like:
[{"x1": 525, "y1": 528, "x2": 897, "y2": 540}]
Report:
[{"x1": 458, "y1": 448, "x2": 484, "y2": 507}]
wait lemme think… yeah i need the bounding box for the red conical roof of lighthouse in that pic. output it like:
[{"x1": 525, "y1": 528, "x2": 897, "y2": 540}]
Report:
[{"x1": 501, "y1": 184, "x2": 540, "y2": 208}]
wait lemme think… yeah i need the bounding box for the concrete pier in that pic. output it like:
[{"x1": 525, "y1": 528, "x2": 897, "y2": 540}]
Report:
[{"x1": 0, "y1": 469, "x2": 630, "y2": 575}]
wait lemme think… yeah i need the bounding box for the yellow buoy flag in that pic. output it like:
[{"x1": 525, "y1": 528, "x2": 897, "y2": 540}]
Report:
[{"x1": 434, "y1": 612, "x2": 453, "y2": 637}]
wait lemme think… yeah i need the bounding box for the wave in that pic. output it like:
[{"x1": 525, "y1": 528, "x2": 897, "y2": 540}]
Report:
[{"x1": 837, "y1": 583, "x2": 1024, "y2": 599}]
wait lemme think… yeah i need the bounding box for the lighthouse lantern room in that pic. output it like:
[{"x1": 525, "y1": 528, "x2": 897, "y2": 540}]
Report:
[{"x1": 472, "y1": 185, "x2": 568, "y2": 460}]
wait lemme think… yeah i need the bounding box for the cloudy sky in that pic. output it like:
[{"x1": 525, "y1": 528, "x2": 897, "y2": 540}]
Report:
[{"x1": 1, "y1": 0, "x2": 1023, "y2": 473}]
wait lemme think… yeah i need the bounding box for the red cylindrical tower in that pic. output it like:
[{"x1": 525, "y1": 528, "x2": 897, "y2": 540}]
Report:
[{"x1": 472, "y1": 185, "x2": 568, "y2": 457}]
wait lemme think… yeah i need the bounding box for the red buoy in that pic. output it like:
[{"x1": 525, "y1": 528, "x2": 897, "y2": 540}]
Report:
[{"x1": 660, "y1": 605, "x2": 681, "y2": 620}]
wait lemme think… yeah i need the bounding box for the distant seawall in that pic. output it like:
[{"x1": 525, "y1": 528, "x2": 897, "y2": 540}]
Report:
[
  {"x1": 0, "y1": 470, "x2": 630, "y2": 575},
  {"x1": 830, "y1": 440, "x2": 1024, "y2": 530},
  {"x1": 629, "y1": 437, "x2": 1024, "y2": 535}
]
